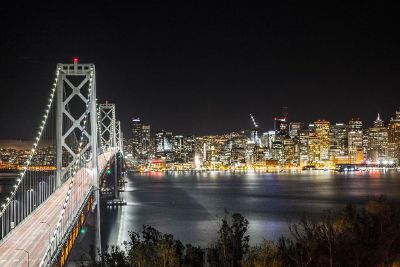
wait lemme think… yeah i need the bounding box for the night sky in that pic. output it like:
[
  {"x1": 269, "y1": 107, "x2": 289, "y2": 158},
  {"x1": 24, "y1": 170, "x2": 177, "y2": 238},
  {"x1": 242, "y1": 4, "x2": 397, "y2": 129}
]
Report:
[{"x1": 1, "y1": 2, "x2": 399, "y2": 139}]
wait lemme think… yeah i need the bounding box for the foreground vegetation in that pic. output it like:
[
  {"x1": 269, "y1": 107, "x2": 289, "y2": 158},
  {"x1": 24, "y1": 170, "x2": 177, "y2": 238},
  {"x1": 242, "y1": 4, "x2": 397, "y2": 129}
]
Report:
[{"x1": 95, "y1": 196, "x2": 400, "y2": 267}]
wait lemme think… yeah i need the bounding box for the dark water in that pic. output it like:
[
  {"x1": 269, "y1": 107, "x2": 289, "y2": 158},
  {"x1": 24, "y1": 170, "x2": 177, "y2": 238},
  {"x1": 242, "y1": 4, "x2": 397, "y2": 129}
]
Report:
[
  {"x1": 100, "y1": 170, "x2": 400, "y2": 247},
  {"x1": 0, "y1": 174, "x2": 16, "y2": 203}
]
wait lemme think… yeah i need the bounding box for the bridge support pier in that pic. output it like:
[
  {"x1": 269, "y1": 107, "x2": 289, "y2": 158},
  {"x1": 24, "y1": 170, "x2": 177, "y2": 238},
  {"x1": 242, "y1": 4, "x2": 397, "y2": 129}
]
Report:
[
  {"x1": 114, "y1": 154, "x2": 119, "y2": 199},
  {"x1": 94, "y1": 190, "x2": 101, "y2": 262},
  {"x1": 89, "y1": 67, "x2": 101, "y2": 263}
]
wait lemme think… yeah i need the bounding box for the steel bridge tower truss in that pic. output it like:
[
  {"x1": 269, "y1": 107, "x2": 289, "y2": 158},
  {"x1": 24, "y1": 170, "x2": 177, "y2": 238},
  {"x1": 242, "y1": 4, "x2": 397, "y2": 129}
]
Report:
[
  {"x1": 115, "y1": 120, "x2": 123, "y2": 152},
  {"x1": 56, "y1": 62, "x2": 98, "y2": 187},
  {"x1": 99, "y1": 103, "x2": 116, "y2": 152},
  {"x1": 53, "y1": 61, "x2": 101, "y2": 264}
]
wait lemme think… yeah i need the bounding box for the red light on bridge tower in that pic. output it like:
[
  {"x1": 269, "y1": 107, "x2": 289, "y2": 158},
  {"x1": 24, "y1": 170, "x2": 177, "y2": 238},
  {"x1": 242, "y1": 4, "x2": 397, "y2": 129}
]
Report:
[{"x1": 73, "y1": 57, "x2": 79, "y2": 64}]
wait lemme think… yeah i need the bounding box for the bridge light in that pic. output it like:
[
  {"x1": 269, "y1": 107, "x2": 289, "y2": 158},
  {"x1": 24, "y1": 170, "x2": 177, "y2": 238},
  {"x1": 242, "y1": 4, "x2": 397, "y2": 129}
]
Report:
[
  {"x1": 80, "y1": 227, "x2": 86, "y2": 234},
  {"x1": 73, "y1": 57, "x2": 79, "y2": 64}
]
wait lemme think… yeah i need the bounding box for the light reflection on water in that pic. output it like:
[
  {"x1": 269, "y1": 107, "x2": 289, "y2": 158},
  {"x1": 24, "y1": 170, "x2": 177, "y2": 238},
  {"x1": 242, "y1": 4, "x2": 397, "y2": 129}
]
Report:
[{"x1": 100, "y1": 170, "x2": 400, "y2": 248}]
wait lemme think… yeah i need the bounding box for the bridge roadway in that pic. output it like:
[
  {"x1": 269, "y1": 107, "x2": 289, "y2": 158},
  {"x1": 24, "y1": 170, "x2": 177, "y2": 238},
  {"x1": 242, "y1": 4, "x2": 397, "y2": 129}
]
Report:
[{"x1": 0, "y1": 152, "x2": 112, "y2": 267}]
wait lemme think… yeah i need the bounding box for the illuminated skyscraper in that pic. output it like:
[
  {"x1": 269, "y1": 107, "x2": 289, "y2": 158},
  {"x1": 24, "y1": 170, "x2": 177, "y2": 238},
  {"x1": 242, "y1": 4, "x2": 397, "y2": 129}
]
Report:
[
  {"x1": 367, "y1": 114, "x2": 388, "y2": 162},
  {"x1": 307, "y1": 132, "x2": 320, "y2": 163},
  {"x1": 142, "y1": 125, "x2": 151, "y2": 156},
  {"x1": 184, "y1": 135, "x2": 195, "y2": 162},
  {"x1": 330, "y1": 123, "x2": 348, "y2": 151},
  {"x1": 271, "y1": 141, "x2": 283, "y2": 161},
  {"x1": 274, "y1": 107, "x2": 289, "y2": 136},
  {"x1": 250, "y1": 129, "x2": 259, "y2": 145},
  {"x1": 349, "y1": 118, "x2": 363, "y2": 131},
  {"x1": 155, "y1": 130, "x2": 174, "y2": 162},
  {"x1": 348, "y1": 130, "x2": 363, "y2": 163},
  {"x1": 327, "y1": 123, "x2": 348, "y2": 164},
  {"x1": 388, "y1": 110, "x2": 400, "y2": 164},
  {"x1": 173, "y1": 135, "x2": 195, "y2": 163},
  {"x1": 314, "y1": 120, "x2": 330, "y2": 161},
  {"x1": 299, "y1": 130, "x2": 309, "y2": 165},
  {"x1": 132, "y1": 118, "x2": 142, "y2": 157},
  {"x1": 283, "y1": 135, "x2": 296, "y2": 164},
  {"x1": 173, "y1": 135, "x2": 184, "y2": 162},
  {"x1": 262, "y1": 131, "x2": 275, "y2": 148},
  {"x1": 289, "y1": 122, "x2": 302, "y2": 139},
  {"x1": 274, "y1": 118, "x2": 287, "y2": 135}
]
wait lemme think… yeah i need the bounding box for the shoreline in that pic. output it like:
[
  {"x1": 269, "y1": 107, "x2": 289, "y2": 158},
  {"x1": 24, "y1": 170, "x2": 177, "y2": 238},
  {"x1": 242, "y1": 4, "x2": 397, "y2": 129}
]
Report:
[{"x1": 127, "y1": 167, "x2": 400, "y2": 174}]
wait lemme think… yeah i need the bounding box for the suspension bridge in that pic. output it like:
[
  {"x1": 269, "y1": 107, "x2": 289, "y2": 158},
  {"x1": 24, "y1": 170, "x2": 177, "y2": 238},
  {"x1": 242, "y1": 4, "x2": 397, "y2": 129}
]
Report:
[{"x1": 0, "y1": 60, "x2": 125, "y2": 266}]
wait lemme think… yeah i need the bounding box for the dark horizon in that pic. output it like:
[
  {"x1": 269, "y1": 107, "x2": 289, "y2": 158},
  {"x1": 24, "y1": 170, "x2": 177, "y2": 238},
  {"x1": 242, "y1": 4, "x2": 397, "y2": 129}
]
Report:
[{"x1": 1, "y1": 2, "x2": 399, "y2": 139}]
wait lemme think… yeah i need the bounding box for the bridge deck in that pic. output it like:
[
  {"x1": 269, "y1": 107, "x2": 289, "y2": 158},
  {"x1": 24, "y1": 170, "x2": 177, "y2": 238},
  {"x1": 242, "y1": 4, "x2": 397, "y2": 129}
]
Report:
[{"x1": 0, "y1": 153, "x2": 111, "y2": 267}]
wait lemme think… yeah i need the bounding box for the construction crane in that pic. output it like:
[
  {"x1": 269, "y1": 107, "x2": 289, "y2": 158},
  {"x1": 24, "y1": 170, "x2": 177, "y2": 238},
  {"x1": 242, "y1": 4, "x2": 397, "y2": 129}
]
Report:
[
  {"x1": 249, "y1": 114, "x2": 259, "y2": 145},
  {"x1": 274, "y1": 107, "x2": 289, "y2": 134},
  {"x1": 250, "y1": 114, "x2": 259, "y2": 129}
]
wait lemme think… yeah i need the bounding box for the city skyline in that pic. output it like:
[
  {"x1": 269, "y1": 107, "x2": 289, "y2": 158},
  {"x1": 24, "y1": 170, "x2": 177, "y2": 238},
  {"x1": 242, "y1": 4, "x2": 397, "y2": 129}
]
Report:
[
  {"x1": 113, "y1": 108, "x2": 400, "y2": 172},
  {"x1": 1, "y1": 2, "x2": 400, "y2": 138}
]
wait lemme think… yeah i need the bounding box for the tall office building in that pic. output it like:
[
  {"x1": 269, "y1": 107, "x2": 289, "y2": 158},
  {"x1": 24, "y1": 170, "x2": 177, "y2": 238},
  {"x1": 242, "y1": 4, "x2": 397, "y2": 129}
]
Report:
[
  {"x1": 299, "y1": 130, "x2": 309, "y2": 165},
  {"x1": 262, "y1": 131, "x2": 275, "y2": 148},
  {"x1": 274, "y1": 118, "x2": 288, "y2": 135},
  {"x1": 289, "y1": 122, "x2": 302, "y2": 139},
  {"x1": 347, "y1": 118, "x2": 364, "y2": 163},
  {"x1": 330, "y1": 123, "x2": 348, "y2": 151},
  {"x1": 132, "y1": 118, "x2": 142, "y2": 157},
  {"x1": 173, "y1": 135, "x2": 186, "y2": 162},
  {"x1": 249, "y1": 129, "x2": 259, "y2": 146},
  {"x1": 388, "y1": 110, "x2": 400, "y2": 163},
  {"x1": 367, "y1": 114, "x2": 388, "y2": 162},
  {"x1": 314, "y1": 120, "x2": 330, "y2": 161},
  {"x1": 348, "y1": 130, "x2": 363, "y2": 163},
  {"x1": 308, "y1": 132, "x2": 320, "y2": 163},
  {"x1": 362, "y1": 130, "x2": 369, "y2": 161},
  {"x1": 349, "y1": 118, "x2": 363, "y2": 131},
  {"x1": 142, "y1": 125, "x2": 151, "y2": 155},
  {"x1": 184, "y1": 135, "x2": 195, "y2": 163},
  {"x1": 283, "y1": 135, "x2": 296, "y2": 164},
  {"x1": 271, "y1": 141, "x2": 283, "y2": 161},
  {"x1": 155, "y1": 130, "x2": 173, "y2": 153}
]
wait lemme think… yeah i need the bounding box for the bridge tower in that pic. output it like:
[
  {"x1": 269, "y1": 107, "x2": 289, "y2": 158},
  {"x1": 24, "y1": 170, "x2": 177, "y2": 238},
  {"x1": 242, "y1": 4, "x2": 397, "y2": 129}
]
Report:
[
  {"x1": 99, "y1": 103, "x2": 124, "y2": 199},
  {"x1": 55, "y1": 59, "x2": 101, "y2": 260},
  {"x1": 116, "y1": 120, "x2": 123, "y2": 153},
  {"x1": 98, "y1": 103, "x2": 117, "y2": 151}
]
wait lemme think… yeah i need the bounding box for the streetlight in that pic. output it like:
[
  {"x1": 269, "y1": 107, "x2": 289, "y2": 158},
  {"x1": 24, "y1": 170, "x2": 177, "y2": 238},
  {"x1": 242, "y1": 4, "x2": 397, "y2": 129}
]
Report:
[
  {"x1": 15, "y1": 248, "x2": 29, "y2": 267},
  {"x1": 40, "y1": 221, "x2": 51, "y2": 247}
]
